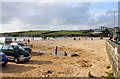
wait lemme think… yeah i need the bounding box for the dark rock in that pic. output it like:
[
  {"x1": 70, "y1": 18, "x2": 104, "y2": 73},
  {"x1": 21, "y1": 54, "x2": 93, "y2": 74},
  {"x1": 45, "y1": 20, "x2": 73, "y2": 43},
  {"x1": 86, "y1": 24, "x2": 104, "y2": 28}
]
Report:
[
  {"x1": 47, "y1": 70, "x2": 53, "y2": 74},
  {"x1": 88, "y1": 71, "x2": 94, "y2": 77},
  {"x1": 71, "y1": 53, "x2": 79, "y2": 57},
  {"x1": 107, "y1": 65, "x2": 111, "y2": 69}
]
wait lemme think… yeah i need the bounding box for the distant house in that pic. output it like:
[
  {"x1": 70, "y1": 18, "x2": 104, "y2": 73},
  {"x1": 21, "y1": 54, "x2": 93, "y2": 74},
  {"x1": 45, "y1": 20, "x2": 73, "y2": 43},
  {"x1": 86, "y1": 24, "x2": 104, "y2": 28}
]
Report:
[
  {"x1": 112, "y1": 27, "x2": 120, "y2": 37},
  {"x1": 100, "y1": 26, "x2": 108, "y2": 31},
  {"x1": 92, "y1": 29, "x2": 102, "y2": 34},
  {"x1": 113, "y1": 27, "x2": 120, "y2": 33},
  {"x1": 107, "y1": 28, "x2": 113, "y2": 31}
]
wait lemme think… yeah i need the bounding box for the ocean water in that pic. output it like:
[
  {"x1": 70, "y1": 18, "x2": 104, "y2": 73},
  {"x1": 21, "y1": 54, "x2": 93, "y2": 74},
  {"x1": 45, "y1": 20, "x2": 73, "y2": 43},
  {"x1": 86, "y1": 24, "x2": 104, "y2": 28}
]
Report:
[
  {"x1": 7, "y1": 37, "x2": 42, "y2": 41},
  {"x1": 2, "y1": 36, "x2": 109, "y2": 42}
]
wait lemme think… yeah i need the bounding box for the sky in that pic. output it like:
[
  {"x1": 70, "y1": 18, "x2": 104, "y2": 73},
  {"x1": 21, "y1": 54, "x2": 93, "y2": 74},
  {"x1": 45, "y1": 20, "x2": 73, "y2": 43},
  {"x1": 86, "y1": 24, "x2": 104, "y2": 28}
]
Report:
[{"x1": 0, "y1": 0, "x2": 119, "y2": 33}]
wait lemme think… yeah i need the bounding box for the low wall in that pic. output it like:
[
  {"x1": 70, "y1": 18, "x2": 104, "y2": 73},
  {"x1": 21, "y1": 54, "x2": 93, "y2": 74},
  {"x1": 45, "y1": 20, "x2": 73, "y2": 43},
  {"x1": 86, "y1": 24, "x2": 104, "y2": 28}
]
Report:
[{"x1": 106, "y1": 40, "x2": 120, "y2": 78}]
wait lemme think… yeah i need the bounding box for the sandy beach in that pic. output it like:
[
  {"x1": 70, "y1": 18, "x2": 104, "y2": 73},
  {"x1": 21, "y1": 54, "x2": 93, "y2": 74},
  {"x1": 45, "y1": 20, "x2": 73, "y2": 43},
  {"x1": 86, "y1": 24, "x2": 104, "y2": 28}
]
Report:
[{"x1": 2, "y1": 37, "x2": 112, "y2": 77}]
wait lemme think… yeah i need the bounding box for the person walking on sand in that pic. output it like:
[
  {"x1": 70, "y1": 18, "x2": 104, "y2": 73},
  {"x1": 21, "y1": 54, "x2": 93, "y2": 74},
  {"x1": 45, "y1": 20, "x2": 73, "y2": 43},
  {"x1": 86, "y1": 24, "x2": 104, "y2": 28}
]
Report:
[
  {"x1": 28, "y1": 39, "x2": 30, "y2": 44},
  {"x1": 14, "y1": 38, "x2": 17, "y2": 42},
  {"x1": 112, "y1": 36, "x2": 117, "y2": 42}
]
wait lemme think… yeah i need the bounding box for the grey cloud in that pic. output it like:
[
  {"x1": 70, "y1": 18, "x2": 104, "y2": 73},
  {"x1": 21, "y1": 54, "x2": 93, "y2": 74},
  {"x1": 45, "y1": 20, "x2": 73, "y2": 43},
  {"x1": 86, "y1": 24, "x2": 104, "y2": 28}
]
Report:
[
  {"x1": 2, "y1": 2, "x2": 91, "y2": 25},
  {"x1": 1, "y1": 2, "x2": 118, "y2": 32},
  {"x1": 96, "y1": 10, "x2": 117, "y2": 27},
  {"x1": 0, "y1": 2, "x2": 2, "y2": 24}
]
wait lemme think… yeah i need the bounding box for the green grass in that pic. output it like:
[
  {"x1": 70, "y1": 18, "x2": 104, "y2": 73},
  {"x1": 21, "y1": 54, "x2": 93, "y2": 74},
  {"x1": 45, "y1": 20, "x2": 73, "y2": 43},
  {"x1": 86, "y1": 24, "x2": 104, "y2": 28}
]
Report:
[
  {"x1": 106, "y1": 72, "x2": 115, "y2": 79},
  {"x1": 44, "y1": 30, "x2": 87, "y2": 36},
  {"x1": 2, "y1": 30, "x2": 93, "y2": 37},
  {"x1": 21, "y1": 30, "x2": 50, "y2": 35}
]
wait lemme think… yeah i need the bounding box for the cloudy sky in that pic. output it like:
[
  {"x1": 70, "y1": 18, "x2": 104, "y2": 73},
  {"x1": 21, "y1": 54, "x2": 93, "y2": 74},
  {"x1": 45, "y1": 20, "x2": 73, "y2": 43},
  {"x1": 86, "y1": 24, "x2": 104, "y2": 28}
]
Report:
[{"x1": 0, "y1": 0, "x2": 119, "y2": 33}]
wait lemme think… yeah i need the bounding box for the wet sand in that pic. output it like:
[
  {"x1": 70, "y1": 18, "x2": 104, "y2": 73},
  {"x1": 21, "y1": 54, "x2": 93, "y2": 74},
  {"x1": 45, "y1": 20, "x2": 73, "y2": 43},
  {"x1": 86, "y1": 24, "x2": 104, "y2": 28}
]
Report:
[{"x1": 2, "y1": 37, "x2": 112, "y2": 77}]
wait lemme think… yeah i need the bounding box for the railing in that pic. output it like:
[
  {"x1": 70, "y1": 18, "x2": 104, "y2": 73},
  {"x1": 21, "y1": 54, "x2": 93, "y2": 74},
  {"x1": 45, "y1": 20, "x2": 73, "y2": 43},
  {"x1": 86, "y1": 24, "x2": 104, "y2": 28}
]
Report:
[{"x1": 106, "y1": 40, "x2": 120, "y2": 78}]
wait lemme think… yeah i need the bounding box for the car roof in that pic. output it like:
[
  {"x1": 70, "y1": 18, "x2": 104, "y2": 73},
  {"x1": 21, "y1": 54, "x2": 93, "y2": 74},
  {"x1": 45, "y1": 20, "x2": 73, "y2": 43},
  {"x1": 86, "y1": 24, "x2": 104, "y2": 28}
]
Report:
[
  {"x1": 10, "y1": 43, "x2": 18, "y2": 45},
  {"x1": 3, "y1": 44, "x2": 19, "y2": 47}
]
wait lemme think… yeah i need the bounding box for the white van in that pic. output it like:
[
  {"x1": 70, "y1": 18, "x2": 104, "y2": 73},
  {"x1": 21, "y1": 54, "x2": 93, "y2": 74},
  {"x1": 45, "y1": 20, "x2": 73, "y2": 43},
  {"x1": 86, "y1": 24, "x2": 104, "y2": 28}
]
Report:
[{"x1": 0, "y1": 37, "x2": 13, "y2": 44}]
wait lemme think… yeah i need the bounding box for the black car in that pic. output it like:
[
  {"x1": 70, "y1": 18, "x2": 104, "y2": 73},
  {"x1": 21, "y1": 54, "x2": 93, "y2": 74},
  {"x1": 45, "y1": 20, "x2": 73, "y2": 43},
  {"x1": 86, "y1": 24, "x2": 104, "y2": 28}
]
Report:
[
  {"x1": 11, "y1": 42, "x2": 32, "y2": 53},
  {"x1": 18, "y1": 43, "x2": 32, "y2": 53},
  {"x1": 5, "y1": 38, "x2": 13, "y2": 44},
  {"x1": 1, "y1": 44, "x2": 31, "y2": 63}
]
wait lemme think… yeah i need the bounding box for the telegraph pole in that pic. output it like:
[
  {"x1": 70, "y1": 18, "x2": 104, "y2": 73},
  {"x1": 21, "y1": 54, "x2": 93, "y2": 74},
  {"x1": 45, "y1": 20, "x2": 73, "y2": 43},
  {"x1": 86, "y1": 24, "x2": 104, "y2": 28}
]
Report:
[
  {"x1": 118, "y1": 1, "x2": 120, "y2": 27},
  {"x1": 114, "y1": 11, "x2": 116, "y2": 27}
]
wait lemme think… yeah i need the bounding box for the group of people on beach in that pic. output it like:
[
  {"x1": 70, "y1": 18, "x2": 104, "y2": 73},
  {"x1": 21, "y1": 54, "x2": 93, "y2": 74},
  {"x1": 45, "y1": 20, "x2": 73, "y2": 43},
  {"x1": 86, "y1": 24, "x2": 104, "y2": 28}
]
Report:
[
  {"x1": 14, "y1": 38, "x2": 31, "y2": 44},
  {"x1": 110, "y1": 35, "x2": 120, "y2": 44},
  {"x1": 23, "y1": 39, "x2": 30, "y2": 44}
]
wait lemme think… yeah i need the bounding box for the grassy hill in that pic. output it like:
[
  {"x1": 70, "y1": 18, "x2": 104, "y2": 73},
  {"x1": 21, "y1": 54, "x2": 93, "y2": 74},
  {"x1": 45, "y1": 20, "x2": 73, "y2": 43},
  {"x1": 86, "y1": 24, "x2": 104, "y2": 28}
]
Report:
[
  {"x1": 1, "y1": 30, "x2": 93, "y2": 37},
  {"x1": 42, "y1": 30, "x2": 90, "y2": 37}
]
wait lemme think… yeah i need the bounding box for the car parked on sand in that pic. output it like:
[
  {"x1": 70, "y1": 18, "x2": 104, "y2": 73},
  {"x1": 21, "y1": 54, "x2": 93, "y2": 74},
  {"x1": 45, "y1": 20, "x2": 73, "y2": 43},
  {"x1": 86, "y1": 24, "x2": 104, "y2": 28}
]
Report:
[
  {"x1": 11, "y1": 42, "x2": 32, "y2": 53},
  {"x1": 1, "y1": 44, "x2": 31, "y2": 63},
  {"x1": 18, "y1": 43, "x2": 32, "y2": 53},
  {"x1": 0, "y1": 37, "x2": 13, "y2": 44},
  {"x1": 0, "y1": 52, "x2": 8, "y2": 65},
  {"x1": 0, "y1": 43, "x2": 3, "y2": 50}
]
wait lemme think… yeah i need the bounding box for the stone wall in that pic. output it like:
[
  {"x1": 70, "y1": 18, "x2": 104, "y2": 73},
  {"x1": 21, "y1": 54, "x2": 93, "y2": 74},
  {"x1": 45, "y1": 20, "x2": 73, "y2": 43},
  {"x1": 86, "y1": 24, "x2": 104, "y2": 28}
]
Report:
[{"x1": 106, "y1": 40, "x2": 120, "y2": 78}]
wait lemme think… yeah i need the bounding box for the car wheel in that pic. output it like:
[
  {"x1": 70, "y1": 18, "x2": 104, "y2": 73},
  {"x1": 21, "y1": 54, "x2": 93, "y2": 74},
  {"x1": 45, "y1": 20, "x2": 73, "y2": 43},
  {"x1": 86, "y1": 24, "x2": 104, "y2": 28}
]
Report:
[
  {"x1": 2, "y1": 62, "x2": 7, "y2": 66},
  {"x1": 14, "y1": 58, "x2": 19, "y2": 63}
]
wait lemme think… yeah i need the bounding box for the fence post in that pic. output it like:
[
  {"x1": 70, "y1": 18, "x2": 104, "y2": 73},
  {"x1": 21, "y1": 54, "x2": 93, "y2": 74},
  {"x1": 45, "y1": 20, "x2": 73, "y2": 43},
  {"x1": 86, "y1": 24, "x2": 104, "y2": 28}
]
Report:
[{"x1": 55, "y1": 46, "x2": 58, "y2": 55}]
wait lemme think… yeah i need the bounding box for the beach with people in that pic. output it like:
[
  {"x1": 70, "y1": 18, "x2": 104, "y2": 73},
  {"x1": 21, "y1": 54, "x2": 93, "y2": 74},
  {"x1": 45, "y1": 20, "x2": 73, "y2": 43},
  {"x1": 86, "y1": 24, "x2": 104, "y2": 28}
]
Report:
[{"x1": 2, "y1": 37, "x2": 112, "y2": 77}]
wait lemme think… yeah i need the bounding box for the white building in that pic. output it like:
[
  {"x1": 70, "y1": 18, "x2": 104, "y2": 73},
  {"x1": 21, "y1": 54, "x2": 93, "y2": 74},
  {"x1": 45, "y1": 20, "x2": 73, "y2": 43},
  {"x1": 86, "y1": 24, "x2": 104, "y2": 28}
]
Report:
[{"x1": 92, "y1": 29, "x2": 102, "y2": 34}]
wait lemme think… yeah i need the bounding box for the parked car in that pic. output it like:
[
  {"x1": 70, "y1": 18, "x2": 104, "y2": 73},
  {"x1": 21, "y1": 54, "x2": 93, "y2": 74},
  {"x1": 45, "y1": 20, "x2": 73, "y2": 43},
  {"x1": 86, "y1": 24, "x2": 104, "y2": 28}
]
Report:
[
  {"x1": 1, "y1": 44, "x2": 31, "y2": 63},
  {"x1": 0, "y1": 43, "x2": 3, "y2": 50},
  {"x1": 10, "y1": 42, "x2": 32, "y2": 53},
  {"x1": 0, "y1": 37, "x2": 13, "y2": 44},
  {"x1": 0, "y1": 52, "x2": 8, "y2": 65}
]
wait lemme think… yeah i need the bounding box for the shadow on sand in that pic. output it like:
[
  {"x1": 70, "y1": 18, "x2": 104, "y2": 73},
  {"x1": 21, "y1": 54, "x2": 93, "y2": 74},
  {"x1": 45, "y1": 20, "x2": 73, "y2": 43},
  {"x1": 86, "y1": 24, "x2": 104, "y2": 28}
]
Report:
[
  {"x1": 24, "y1": 60, "x2": 53, "y2": 65},
  {"x1": 2, "y1": 64, "x2": 35, "y2": 73},
  {"x1": 2, "y1": 60, "x2": 53, "y2": 73}
]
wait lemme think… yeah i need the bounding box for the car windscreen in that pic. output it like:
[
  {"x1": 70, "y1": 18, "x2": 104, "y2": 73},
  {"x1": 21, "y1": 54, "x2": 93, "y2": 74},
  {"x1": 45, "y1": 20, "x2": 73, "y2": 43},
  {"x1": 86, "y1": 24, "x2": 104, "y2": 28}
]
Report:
[
  {"x1": 18, "y1": 43, "x2": 28, "y2": 46},
  {"x1": 14, "y1": 45, "x2": 25, "y2": 51},
  {"x1": 13, "y1": 45, "x2": 29, "y2": 55},
  {"x1": 18, "y1": 45, "x2": 25, "y2": 51},
  {"x1": 18, "y1": 43, "x2": 25, "y2": 46}
]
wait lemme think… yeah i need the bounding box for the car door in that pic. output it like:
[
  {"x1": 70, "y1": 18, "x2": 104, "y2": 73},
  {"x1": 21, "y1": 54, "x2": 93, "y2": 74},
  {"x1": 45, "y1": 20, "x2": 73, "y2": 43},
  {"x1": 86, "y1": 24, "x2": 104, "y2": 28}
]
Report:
[
  {"x1": 7, "y1": 45, "x2": 15, "y2": 60},
  {"x1": 1, "y1": 45, "x2": 9, "y2": 55}
]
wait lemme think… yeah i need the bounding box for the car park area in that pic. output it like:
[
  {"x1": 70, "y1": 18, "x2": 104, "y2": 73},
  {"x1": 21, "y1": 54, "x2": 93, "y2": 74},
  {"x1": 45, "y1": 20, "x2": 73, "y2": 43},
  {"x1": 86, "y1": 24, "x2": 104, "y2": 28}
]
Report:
[{"x1": 2, "y1": 38, "x2": 112, "y2": 77}]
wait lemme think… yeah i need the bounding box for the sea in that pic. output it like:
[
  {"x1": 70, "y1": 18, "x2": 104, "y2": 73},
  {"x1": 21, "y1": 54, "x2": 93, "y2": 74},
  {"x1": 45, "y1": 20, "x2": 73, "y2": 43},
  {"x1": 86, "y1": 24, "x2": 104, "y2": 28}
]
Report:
[
  {"x1": 6, "y1": 37, "x2": 43, "y2": 41},
  {"x1": 1, "y1": 36, "x2": 109, "y2": 42}
]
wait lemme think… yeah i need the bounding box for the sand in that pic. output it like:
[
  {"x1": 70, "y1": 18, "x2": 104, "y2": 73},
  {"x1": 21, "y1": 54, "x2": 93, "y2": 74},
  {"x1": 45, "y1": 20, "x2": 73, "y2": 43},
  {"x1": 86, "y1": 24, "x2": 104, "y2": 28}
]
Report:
[{"x1": 2, "y1": 37, "x2": 112, "y2": 77}]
